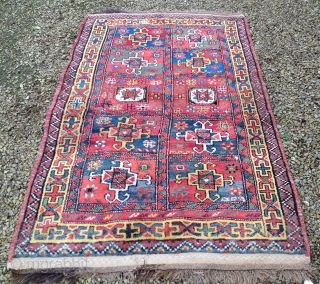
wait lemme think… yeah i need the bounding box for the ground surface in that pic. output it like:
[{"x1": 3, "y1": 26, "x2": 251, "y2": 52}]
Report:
[{"x1": 0, "y1": 0, "x2": 319, "y2": 283}]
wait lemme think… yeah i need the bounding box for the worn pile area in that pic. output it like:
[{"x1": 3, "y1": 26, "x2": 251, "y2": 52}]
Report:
[{"x1": 0, "y1": 1, "x2": 319, "y2": 283}]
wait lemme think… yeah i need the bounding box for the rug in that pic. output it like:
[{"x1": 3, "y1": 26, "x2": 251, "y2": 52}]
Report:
[{"x1": 8, "y1": 12, "x2": 314, "y2": 283}]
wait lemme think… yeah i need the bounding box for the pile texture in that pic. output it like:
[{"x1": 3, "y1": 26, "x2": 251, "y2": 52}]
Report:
[{"x1": 7, "y1": 12, "x2": 314, "y2": 283}]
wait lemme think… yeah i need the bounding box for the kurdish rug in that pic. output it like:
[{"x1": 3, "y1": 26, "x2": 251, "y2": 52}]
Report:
[{"x1": 8, "y1": 12, "x2": 314, "y2": 283}]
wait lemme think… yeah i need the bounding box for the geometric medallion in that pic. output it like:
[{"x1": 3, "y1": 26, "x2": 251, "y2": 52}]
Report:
[
  {"x1": 188, "y1": 87, "x2": 216, "y2": 104},
  {"x1": 89, "y1": 160, "x2": 151, "y2": 203},
  {"x1": 115, "y1": 87, "x2": 147, "y2": 102},
  {"x1": 175, "y1": 120, "x2": 229, "y2": 154}
]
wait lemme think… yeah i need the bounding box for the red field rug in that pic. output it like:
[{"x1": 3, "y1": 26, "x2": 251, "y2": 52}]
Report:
[{"x1": 8, "y1": 12, "x2": 314, "y2": 283}]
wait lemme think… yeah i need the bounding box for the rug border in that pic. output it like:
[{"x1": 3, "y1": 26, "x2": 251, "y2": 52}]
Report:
[
  {"x1": 7, "y1": 11, "x2": 311, "y2": 265},
  {"x1": 241, "y1": 16, "x2": 311, "y2": 258},
  {"x1": 7, "y1": 16, "x2": 90, "y2": 263}
]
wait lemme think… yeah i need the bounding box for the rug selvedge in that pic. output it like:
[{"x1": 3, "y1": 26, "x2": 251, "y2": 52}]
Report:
[{"x1": 11, "y1": 13, "x2": 309, "y2": 262}]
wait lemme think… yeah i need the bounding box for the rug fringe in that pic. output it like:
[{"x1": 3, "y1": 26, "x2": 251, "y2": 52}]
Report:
[
  {"x1": 12, "y1": 270, "x2": 70, "y2": 284},
  {"x1": 140, "y1": 268, "x2": 317, "y2": 284},
  {"x1": 12, "y1": 267, "x2": 317, "y2": 284}
]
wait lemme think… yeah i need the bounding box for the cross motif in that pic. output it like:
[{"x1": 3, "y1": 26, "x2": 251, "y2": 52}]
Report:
[
  {"x1": 243, "y1": 103, "x2": 255, "y2": 114},
  {"x1": 81, "y1": 226, "x2": 100, "y2": 240},
  {"x1": 157, "y1": 222, "x2": 178, "y2": 237},
  {"x1": 119, "y1": 224, "x2": 139, "y2": 238},
  {"x1": 62, "y1": 138, "x2": 76, "y2": 153},
  {"x1": 82, "y1": 61, "x2": 94, "y2": 72},
  {"x1": 45, "y1": 185, "x2": 65, "y2": 203},
  {"x1": 196, "y1": 223, "x2": 216, "y2": 237},
  {"x1": 36, "y1": 218, "x2": 58, "y2": 234},
  {"x1": 77, "y1": 79, "x2": 89, "y2": 89},
  {"x1": 260, "y1": 185, "x2": 275, "y2": 200},
  {"x1": 267, "y1": 212, "x2": 283, "y2": 228},
  {"x1": 256, "y1": 162, "x2": 271, "y2": 176},
  {"x1": 251, "y1": 140, "x2": 265, "y2": 155},
  {"x1": 64, "y1": 115, "x2": 79, "y2": 129},
  {"x1": 234, "y1": 223, "x2": 252, "y2": 238},
  {"x1": 69, "y1": 98, "x2": 84, "y2": 109}
]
